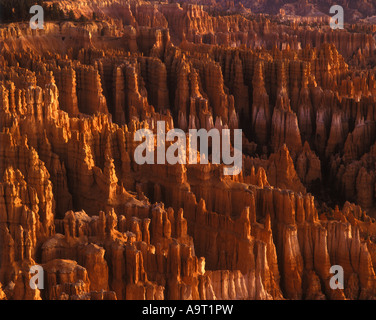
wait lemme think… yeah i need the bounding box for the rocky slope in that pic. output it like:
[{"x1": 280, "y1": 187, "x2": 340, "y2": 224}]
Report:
[{"x1": 1, "y1": 0, "x2": 376, "y2": 300}]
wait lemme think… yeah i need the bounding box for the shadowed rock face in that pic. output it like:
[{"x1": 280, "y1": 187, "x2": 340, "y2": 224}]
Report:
[{"x1": 1, "y1": 0, "x2": 376, "y2": 301}]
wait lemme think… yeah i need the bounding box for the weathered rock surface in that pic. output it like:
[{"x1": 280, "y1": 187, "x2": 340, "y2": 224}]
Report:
[{"x1": 1, "y1": 0, "x2": 376, "y2": 301}]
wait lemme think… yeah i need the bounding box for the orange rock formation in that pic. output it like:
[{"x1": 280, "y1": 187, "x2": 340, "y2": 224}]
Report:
[{"x1": 1, "y1": 0, "x2": 376, "y2": 301}]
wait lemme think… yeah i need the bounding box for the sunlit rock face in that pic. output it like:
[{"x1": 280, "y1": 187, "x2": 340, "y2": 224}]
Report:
[{"x1": 1, "y1": 0, "x2": 376, "y2": 300}]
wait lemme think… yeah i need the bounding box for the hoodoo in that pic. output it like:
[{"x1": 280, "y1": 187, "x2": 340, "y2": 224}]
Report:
[{"x1": 1, "y1": 0, "x2": 376, "y2": 301}]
